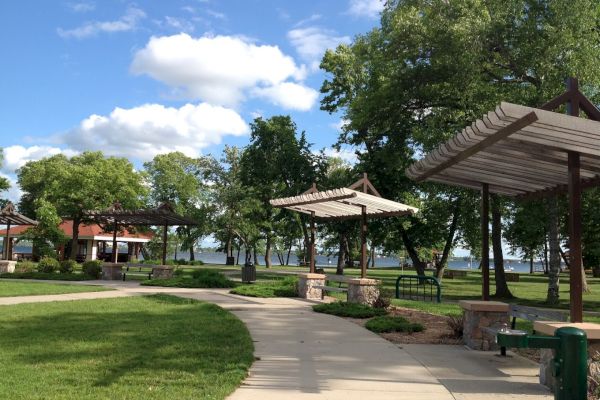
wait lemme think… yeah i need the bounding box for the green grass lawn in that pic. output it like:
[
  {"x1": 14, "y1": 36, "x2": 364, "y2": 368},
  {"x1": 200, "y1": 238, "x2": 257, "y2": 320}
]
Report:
[
  {"x1": 0, "y1": 280, "x2": 110, "y2": 297},
  {"x1": 0, "y1": 294, "x2": 254, "y2": 400},
  {"x1": 198, "y1": 263, "x2": 600, "y2": 313}
]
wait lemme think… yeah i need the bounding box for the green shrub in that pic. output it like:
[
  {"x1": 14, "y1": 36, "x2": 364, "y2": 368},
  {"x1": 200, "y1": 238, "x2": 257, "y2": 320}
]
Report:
[
  {"x1": 372, "y1": 288, "x2": 393, "y2": 309},
  {"x1": 82, "y1": 260, "x2": 102, "y2": 278},
  {"x1": 173, "y1": 268, "x2": 185, "y2": 277},
  {"x1": 190, "y1": 260, "x2": 204, "y2": 266},
  {"x1": 142, "y1": 269, "x2": 234, "y2": 288},
  {"x1": 176, "y1": 259, "x2": 188, "y2": 265},
  {"x1": 37, "y1": 257, "x2": 59, "y2": 273},
  {"x1": 140, "y1": 259, "x2": 161, "y2": 265},
  {"x1": 312, "y1": 302, "x2": 388, "y2": 318},
  {"x1": 230, "y1": 276, "x2": 298, "y2": 298},
  {"x1": 365, "y1": 316, "x2": 425, "y2": 333},
  {"x1": 15, "y1": 261, "x2": 36, "y2": 273},
  {"x1": 59, "y1": 259, "x2": 78, "y2": 274}
]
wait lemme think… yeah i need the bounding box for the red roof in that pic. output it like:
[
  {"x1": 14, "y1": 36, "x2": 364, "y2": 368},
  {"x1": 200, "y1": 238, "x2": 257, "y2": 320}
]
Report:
[{"x1": 0, "y1": 220, "x2": 153, "y2": 241}]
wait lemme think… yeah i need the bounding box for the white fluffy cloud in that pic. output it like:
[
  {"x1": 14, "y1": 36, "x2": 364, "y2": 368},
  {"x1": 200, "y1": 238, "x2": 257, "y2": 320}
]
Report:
[
  {"x1": 323, "y1": 148, "x2": 358, "y2": 164},
  {"x1": 252, "y1": 82, "x2": 319, "y2": 111},
  {"x1": 131, "y1": 33, "x2": 318, "y2": 110},
  {"x1": 288, "y1": 27, "x2": 350, "y2": 70},
  {"x1": 348, "y1": 0, "x2": 384, "y2": 19},
  {"x1": 2, "y1": 145, "x2": 79, "y2": 173},
  {"x1": 57, "y1": 6, "x2": 146, "y2": 39},
  {"x1": 60, "y1": 102, "x2": 249, "y2": 160}
]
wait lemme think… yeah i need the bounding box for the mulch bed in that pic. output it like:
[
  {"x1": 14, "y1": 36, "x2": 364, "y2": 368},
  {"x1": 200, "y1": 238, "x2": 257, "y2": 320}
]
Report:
[{"x1": 346, "y1": 305, "x2": 462, "y2": 345}]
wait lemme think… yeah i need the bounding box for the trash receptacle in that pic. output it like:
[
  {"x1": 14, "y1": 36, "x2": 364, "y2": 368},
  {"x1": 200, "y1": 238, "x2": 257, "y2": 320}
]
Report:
[{"x1": 242, "y1": 261, "x2": 256, "y2": 283}]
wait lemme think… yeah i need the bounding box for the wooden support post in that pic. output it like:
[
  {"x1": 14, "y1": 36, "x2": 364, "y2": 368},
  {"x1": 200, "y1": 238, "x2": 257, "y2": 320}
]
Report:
[
  {"x1": 112, "y1": 221, "x2": 118, "y2": 263},
  {"x1": 481, "y1": 183, "x2": 490, "y2": 301},
  {"x1": 568, "y1": 151, "x2": 583, "y2": 322},
  {"x1": 310, "y1": 211, "x2": 315, "y2": 273},
  {"x1": 3, "y1": 221, "x2": 10, "y2": 260},
  {"x1": 361, "y1": 205, "x2": 367, "y2": 279},
  {"x1": 162, "y1": 222, "x2": 168, "y2": 266}
]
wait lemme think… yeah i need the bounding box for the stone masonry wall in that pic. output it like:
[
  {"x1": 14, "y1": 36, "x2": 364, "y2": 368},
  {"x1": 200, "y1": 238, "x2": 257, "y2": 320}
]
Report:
[{"x1": 463, "y1": 309, "x2": 509, "y2": 351}]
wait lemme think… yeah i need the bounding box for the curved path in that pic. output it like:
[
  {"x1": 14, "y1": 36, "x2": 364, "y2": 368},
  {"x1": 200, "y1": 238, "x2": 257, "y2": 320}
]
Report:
[{"x1": 0, "y1": 280, "x2": 552, "y2": 400}]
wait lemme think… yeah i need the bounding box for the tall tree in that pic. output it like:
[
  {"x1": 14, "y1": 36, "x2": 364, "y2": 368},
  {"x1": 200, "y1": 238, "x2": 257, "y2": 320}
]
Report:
[
  {"x1": 320, "y1": 0, "x2": 600, "y2": 289},
  {"x1": 144, "y1": 152, "x2": 216, "y2": 261},
  {"x1": 18, "y1": 152, "x2": 147, "y2": 259},
  {"x1": 240, "y1": 116, "x2": 326, "y2": 268}
]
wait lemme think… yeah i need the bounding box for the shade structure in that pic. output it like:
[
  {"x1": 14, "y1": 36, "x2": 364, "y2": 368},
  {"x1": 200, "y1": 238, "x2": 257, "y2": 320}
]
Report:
[
  {"x1": 270, "y1": 187, "x2": 418, "y2": 220},
  {"x1": 406, "y1": 79, "x2": 599, "y2": 323},
  {"x1": 271, "y1": 175, "x2": 418, "y2": 278},
  {"x1": 406, "y1": 101, "x2": 600, "y2": 197},
  {"x1": 0, "y1": 202, "x2": 38, "y2": 261},
  {"x1": 85, "y1": 203, "x2": 198, "y2": 265}
]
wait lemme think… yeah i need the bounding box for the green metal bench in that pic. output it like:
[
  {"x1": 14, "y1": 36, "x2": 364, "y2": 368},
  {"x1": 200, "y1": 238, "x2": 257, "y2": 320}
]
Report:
[{"x1": 395, "y1": 275, "x2": 442, "y2": 303}]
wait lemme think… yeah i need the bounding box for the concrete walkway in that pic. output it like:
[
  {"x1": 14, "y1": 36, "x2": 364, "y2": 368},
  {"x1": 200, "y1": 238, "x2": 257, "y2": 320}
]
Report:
[{"x1": 0, "y1": 280, "x2": 552, "y2": 399}]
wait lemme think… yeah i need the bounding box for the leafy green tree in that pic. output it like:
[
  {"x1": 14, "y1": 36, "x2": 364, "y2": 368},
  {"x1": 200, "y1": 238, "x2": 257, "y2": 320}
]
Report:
[
  {"x1": 143, "y1": 152, "x2": 217, "y2": 261},
  {"x1": 17, "y1": 152, "x2": 147, "y2": 260},
  {"x1": 0, "y1": 149, "x2": 10, "y2": 194},
  {"x1": 19, "y1": 199, "x2": 68, "y2": 260},
  {"x1": 240, "y1": 116, "x2": 327, "y2": 268},
  {"x1": 320, "y1": 0, "x2": 600, "y2": 295}
]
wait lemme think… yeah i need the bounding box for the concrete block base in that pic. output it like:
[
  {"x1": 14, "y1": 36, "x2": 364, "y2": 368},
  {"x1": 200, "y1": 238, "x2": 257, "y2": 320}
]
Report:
[
  {"x1": 297, "y1": 273, "x2": 325, "y2": 299},
  {"x1": 347, "y1": 278, "x2": 380, "y2": 306},
  {"x1": 459, "y1": 300, "x2": 509, "y2": 351},
  {"x1": 102, "y1": 263, "x2": 123, "y2": 280},
  {"x1": 152, "y1": 266, "x2": 173, "y2": 279},
  {"x1": 0, "y1": 260, "x2": 16, "y2": 273}
]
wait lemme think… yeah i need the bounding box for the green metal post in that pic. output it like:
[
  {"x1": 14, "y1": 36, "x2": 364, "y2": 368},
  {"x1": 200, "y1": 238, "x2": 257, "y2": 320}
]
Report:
[{"x1": 555, "y1": 327, "x2": 587, "y2": 400}]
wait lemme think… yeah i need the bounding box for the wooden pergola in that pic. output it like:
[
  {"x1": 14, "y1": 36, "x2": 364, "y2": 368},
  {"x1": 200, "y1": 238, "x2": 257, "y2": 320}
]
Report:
[
  {"x1": 270, "y1": 174, "x2": 418, "y2": 278},
  {"x1": 0, "y1": 202, "x2": 38, "y2": 260},
  {"x1": 406, "y1": 78, "x2": 600, "y2": 322},
  {"x1": 85, "y1": 202, "x2": 198, "y2": 265}
]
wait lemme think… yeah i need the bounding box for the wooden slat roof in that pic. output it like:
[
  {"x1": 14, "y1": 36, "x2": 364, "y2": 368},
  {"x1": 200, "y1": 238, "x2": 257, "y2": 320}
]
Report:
[
  {"x1": 0, "y1": 202, "x2": 37, "y2": 226},
  {"x1": 406, "y1": 102, "x2": 600, "y2": 197},
  {"x1": 270, "y1": 188, "x2": 418, "y2": 220}
]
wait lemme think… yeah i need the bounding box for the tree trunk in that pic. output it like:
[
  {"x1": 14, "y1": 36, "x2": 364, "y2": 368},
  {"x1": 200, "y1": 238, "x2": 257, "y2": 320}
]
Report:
[
  {"x1": 543, "y1": 238, "x2": 549, "y2": 274},
  {"x1": 529, "y1": 255, "x2": 534, "y2": 274},
  {"x1": 70, "y1": 216, "x2": 80, "y2": 261},
  {"x1": 236, "y1": 245, "x2": 240, "y2": 265},
  {"x1": 546, "y1": 196, "x2": 561, "y2": 305},
  {"x1": 436, "y1": 197, "x2": 461, "y2": 280},
  {"x1": 265, "y1": 234, "x2": 272, "y2": 268},
  {"x1": 285, "y1": 241, "x2": 292, "y2": 265},
  {"x1": 189, "y1": 245, "x2": 195, "y2": 262},
  {"x1": 226, "y1": 234, "x2": 233, "y2": 257},
  {"x1": 253, "y1": 246, "x2": 259, "y2": 265},
  {"x1": 336, "y1": 233, "x2": 346, "y2": 275},
  {"x1": 491, "y1": 195, "x2": 513, "y2": 298},
  {"x1": 399, "y1": 225, "x2": 426, "y2": 275}
]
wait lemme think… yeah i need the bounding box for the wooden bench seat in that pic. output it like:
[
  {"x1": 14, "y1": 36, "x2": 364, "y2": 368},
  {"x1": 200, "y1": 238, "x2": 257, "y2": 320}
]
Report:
[
  {"x1": 123, "y1": 263, "x2": 156, "y2": 281},
  {"x1": 315, "y1": 274, "x2": 351, "y2": 299},
  {"x1": 483, "y1": 304, "x2": 568, "y2": 356}
]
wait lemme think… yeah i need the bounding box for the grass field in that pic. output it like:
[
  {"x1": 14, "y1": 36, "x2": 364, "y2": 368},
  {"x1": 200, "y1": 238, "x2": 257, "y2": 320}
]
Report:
[
  {"x1": 0, "y1": 294, "x2": 253, "y2": 400},
  {"x1": 0, "y1": 280, "x2": 109, "y2": 297},
  {"x1": 198, "y1": 263, "x2": 600, "y2": 313}
]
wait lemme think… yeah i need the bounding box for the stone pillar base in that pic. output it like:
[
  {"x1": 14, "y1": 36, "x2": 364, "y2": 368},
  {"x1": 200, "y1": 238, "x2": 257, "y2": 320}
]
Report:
[
  {"x1": 0, "y1": 260, "x2": 16, "y2": 273},
  {"x1": 102, "y1": 263, "x2": 123, "y2": 280},
  {"x1": 348, "y1": 278, "x2": 380, "y2": 306},
  {"x1": 153, "y1": 266, "x2": 173, "y2": 279},
  {"x1": 459, "y1": 300, "x2": 509, "y2": 351},
  {"x1": 297, "y1": 273, "x2": 326, "y2": 299}
]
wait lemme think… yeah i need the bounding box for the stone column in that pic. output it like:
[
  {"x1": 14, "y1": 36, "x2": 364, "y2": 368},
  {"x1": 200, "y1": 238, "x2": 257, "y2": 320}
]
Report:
[
  {"x1": 297, "y1": 273, "x2": 325, "y2": 300},
  {"x1": 101, "y1": 263, "x2": 123, "y2": 280},
  {"x1": 0, "y1": 260, "x2": 16, "y2": 273},
  {"x1": 152, "y1": 266, "x2": 173, "y2": 279},
  {"x1": 459, "y1": 300, "x2": 509, "y2": 351},
  {"x1": 348, "y1": 278, "x2": 380, "y2": 306}
]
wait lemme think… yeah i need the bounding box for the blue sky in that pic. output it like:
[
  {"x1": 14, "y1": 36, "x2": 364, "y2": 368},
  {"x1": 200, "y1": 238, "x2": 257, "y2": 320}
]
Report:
[{"x1": 0, "y1": 0, "x2": 384, "y2": 203}]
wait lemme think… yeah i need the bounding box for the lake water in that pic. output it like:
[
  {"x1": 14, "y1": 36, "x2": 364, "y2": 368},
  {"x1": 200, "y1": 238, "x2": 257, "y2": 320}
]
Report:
[{"x1": 9, "y1": 245, "x2": 547, "y2": 273}]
